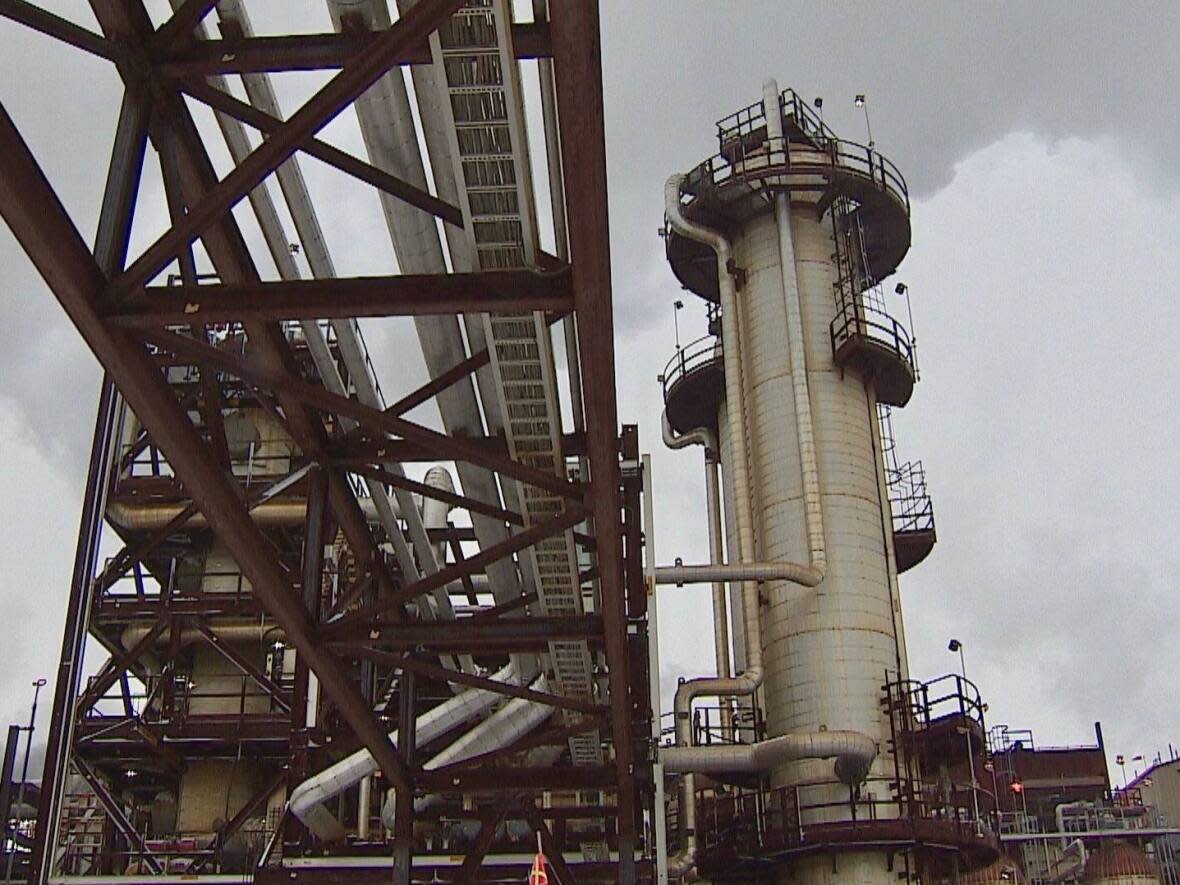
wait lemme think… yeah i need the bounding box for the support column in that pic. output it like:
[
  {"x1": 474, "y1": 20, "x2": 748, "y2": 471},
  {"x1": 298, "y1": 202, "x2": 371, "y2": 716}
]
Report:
[{"x1": 392, "y1": 667, "x2": 416, "y2": 885}]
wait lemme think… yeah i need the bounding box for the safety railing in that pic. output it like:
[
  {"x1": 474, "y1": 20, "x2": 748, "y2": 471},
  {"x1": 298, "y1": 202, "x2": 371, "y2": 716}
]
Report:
[
  {"x1": 830, "y1": 286, "x2": 916, "y2": 374},
  {"x1": 716, "y1": 87, "x2": 838, "y2": 151},
  {"x1": 684, "y1": 138, "x2": 908, "y2": 215},
  {"x1": 889, "y1": 673, "x2": 986, "y2": 735},
  {"x1": 660, "y1": 334, "x2": 723, "y2": 406},
  {"x1": 678, "y1": 86, "x2": 909, "y2": 218},
  {"x1": 98, "y1": 563, "x2": 254, "y2": 603},
  {"x1": 691, "y1": 704, "x2": 765, "y2": 747},
  {"x1": 82, "y1": 665, "x2": 293, "y2": 721},
  {"x1": 694, "y1": 774, "x2": 986, "y2": 860},
  {"x1": 888, "y1": 459, "x2": 934, "y2": 535}
]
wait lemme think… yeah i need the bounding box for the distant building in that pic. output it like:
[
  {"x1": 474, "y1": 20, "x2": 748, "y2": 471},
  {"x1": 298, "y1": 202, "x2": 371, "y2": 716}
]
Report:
[{"x1": 986, "y1": 725, "x2": 1178, "y2": 885}]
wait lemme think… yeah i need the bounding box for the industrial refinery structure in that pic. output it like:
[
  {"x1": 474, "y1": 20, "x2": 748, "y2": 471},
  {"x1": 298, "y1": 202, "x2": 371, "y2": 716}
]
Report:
[{"x1": 0, "y1": 2, "x2": 1174, "y2": 883}]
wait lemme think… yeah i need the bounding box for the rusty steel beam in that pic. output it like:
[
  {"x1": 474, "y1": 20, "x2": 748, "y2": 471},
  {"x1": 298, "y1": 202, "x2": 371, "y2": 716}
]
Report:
[
  {"x1": 192, "y1": 619, "x2": 292, "y2": 713},
  {"x1": 0, "y1": 0, "x2": 122, "y2": 61},
  {"x1": 328, "y1": 430, "x2": 587, "y2": 465},
  {"x1": 88, "y1": 0, "x2": 408, "y2": 618},
  {"x1": 0, "y1": 101, "x2": 412, "y2": 794},
  {"x1": 141, "y1": 327, "x2": 582, "y2": 499},
  {"x1": 350, "y1": 463, "x2": 524, "y2": 527},
  {"x1": 325, "y1": 615, "x2": 604, "y2": 653},
  {"x1": 468, "y1": 591, "x2": 538, "y2": 622},
  {"x1": 107, "y1": 0, "x2": 465, "y2": 297},
  {"x1": 75, "y1": 616, "x2": 169, "y2": 714},
  {"x1": 447, "y1": 531, "x2": 480, "y2": 605},
  {"x1": 107, "y1": 267, "x2": 572, "y2": 326},
  {"x1": 325, "y1": 504, "x2": 587, "y2": 632},
  {"x1": 416, "y1": 765, "x2": 613, "y2": 793},
  {"x1": 355, "y1": 649, "x2": 608, "y2": 716},
  {"x1": 178, "y1": 78, "x2": 464, "y2": 227},
  {"x1": 153, "y1": 21, "x2": 552, "y2": 76},
  {"x1": 149, "y1": 0, "x2": 218, "y2": 50},
  {"x1": 457, "y1": 805, "x2": 508, "y2": 882},
  {"x1": 384, "y1": 347, "x2": 491, "y2": 418},
  {"x1": 431, "y1": 717, "x2": 603, "y2": 777},
  {"x1": 551, "y1": 4, "x2": 638, "y2": 880}
]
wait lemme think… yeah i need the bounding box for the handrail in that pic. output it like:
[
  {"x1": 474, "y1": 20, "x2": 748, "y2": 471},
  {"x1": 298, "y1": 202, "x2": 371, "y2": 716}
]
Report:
[
  {"x1": 889, "y1": 673, "x2": 986, "y2": 733},
  {"x1": 688, "y1": 774, "x2": 989, "y2": 859},
  {"x1": 830, "y1": 290, "x2": 916, "y2": 371},
  {"x1": 684, "y1": 138, "x2": 909, "y2": 216},
  {"x1": 660, "y1": 334, "x2": 723, "y2": 405},
  {"x1": 887, "y1": 459, "x2": 934, "y2": 535}
]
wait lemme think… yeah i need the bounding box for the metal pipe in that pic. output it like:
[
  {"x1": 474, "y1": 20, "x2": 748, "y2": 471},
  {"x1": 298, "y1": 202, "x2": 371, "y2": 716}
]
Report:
[
  {"x1": 763, "y1": 78, "x2": 827, "y2": 575},
  {"x1": 391, "y1": 676, "x2": 555, "y2": 824},
  {"x1": 663, "y1": 173, "x2": 761, "y2": 882},
  {"x1": 356, "y1": 775, "x2": 371, "y2": 841},
  {"x1": 655, "y1": 562, "x2": 824, "y2": 587},
  {"x1": 661, "y1": 729, "x2": 877, "y2": 779},
  {"x1": 662, "y1": 174, "x2": 764, "y2": 712},
  {"x1": 288, "y1": 661, "x2": 521, "y2": 841},
  {"x1": 660, "y1": 414, "x2": 731, "y2": 729}
]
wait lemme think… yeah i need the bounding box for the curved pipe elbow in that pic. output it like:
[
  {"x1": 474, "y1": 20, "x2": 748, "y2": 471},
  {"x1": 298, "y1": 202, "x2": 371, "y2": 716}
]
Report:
[
  {"x1": 661, "y1": 730, "x2": 878, "y2": 781},
  {"x1": 661, "y1": 411, "x2": 717, "y2": 457},
  {"x1": 664, "y1": 174, "x2": 729, "y2": 260}
]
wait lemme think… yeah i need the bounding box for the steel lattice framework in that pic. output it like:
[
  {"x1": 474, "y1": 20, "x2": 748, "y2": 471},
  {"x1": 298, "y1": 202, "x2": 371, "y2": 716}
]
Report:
[{"x1": 0, "y1": 1, "x2": 653, "y2": 881}]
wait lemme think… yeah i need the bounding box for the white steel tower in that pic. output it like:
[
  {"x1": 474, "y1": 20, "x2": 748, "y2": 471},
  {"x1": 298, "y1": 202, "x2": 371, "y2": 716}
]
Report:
[{"x1": 657, "y1": 81, "x2": 987, "y2": 884}]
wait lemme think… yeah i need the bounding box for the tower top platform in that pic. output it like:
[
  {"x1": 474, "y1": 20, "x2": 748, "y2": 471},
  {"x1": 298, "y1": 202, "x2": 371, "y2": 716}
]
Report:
[{"x1": 665, "y1": 87, "x2": 912, "y2": 302}]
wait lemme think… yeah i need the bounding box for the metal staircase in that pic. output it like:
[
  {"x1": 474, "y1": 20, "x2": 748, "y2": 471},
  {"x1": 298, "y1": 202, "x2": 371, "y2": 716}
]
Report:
[{"x1": 429, "y1": 0, "x2": 601, "y2": 765}]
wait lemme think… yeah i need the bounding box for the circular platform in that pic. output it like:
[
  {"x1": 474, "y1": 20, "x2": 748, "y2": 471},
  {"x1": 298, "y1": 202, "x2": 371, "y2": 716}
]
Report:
[
  {"x1": 661, "y1": 337, "x2": 725, "y2": 435},
  {"x1": 830, "y1": 303, "x2": 917, "y2": 408},
  {"x1": 697, "y1": 811, "x2": 1001, "y2": 882},
  {"x1": 895, "y1": 525, "x2": 937, "y2": 573},
  {"x1": 667, "y1": 136, "x2": 912, "y2": 303}
]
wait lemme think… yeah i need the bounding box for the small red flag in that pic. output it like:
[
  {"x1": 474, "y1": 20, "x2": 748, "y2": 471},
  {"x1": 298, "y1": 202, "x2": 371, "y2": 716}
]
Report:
[{"x1": 529, "y1": 852, "x2": 549, "y2": 885}]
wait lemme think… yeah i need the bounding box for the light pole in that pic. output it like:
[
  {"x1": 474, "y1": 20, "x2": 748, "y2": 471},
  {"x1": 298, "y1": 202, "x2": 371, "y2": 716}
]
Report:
[
  {"x1": 6, "y1": 677, "x2": 46, "y2": 882},
  {"x1": 948, "y1": 639, "x2": 982, "y2": 829},
  {"x1": 673, "y1": 299, "x2": 684, "y2": 351},
  {"x1": 854, "y1": 94, "x2": 874, "y2": 149}
]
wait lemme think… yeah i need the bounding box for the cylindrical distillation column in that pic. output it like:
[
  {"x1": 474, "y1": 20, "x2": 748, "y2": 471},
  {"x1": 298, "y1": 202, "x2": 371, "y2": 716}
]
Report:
[{"x1": 729, "y1": 87, "x2": 903, "y2": 884}]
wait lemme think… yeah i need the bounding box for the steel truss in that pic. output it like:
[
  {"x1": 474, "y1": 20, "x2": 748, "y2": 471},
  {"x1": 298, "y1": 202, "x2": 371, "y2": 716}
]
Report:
[{"x1": 0, "y1": 1, "x2": 652, "y2": 881}]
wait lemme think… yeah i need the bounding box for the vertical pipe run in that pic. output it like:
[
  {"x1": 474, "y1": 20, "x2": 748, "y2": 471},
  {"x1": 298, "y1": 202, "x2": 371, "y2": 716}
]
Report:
[
  {"x1": 643, "y1": 454, "x2": 670, "y2": 885},
  {"x1": 392, "y1": 669, "x2": 416, "y2": 885},
  {"x1": 762, "y1": 79, "x2": 826, "y2": 574},
  {"x1": 704, "y1": 452, "x2": 731, "y2": 699}
]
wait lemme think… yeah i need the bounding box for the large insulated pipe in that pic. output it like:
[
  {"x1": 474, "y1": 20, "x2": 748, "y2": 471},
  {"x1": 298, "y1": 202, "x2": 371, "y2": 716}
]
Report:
[
  {"x1": 664, "y1": 113, "x2": 841, "y2": 871},
  {"x1": 663, "y1": 175, "x2": 764, "y2": 713},
  {"x1": 662, "y1": 730, "x2": 877, "y2": 780},
  {"x1": 661, "y1": 414, "x2": 731, "y2": 718},
  {"x1": 387, "y1": 677, "x2": 555, "y2": 825},
  {"x1": 288, "y1": 662, "x2": 521, "y2": 841},
  {"x1": 763, "y1": 78, "x2": 827, "y2": 573},
  {"x1": 421, "y1": 465, "x2": 456, "y2": 565},
  {"x1": 663, "y1": 176, "x2": 761, "y2": 882}
]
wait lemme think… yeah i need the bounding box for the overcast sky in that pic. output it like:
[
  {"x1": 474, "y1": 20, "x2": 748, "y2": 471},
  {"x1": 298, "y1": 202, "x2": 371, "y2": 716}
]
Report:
[{"x1": 1, "y1": 1, "x2": 1179, "y2": 787}]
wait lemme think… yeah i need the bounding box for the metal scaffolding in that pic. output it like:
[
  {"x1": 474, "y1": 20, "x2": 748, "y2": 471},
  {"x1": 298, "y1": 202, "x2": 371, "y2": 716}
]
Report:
[{"x1": 0, "y1": 1, "x2": 652, "y2": 881}]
